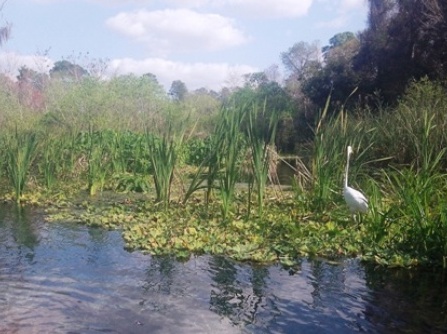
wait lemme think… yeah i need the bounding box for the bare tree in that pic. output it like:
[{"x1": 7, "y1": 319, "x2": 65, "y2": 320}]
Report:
[{"x1": 0, "y1": 1, "x2": 11, "y2": 46}]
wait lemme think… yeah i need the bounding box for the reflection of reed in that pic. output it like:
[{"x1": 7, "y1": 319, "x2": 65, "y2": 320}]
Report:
[
  {"x1": 363, "y1": 264, "x2": 447, "y2": 333},
  {"x1": 13, "y1": 206, "x2": 39, "y2": 251},
  {"x1": 143, "y1": 255, "x2": 176, "y2": 295},
  {"x1": 208, "y1": 256, "x2": 269, "y2": 326}
]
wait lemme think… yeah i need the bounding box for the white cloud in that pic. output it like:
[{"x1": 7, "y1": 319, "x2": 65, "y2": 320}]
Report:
[
  {"x1": 0, "y1": 52, "x2": 53, "y2": 78},
  {"x1": 315, "y1": 0, "x2": 367, "y2": 30},
  {"x1": 0, "y1": 52, "x2": 256, "y2": 91},
  {"x1": 107, "y1": 57, "x2": 257, "y2": 90},
  {"x1": 164, "y1": 0, "x2": 313, "y2": 18},
  {"x1": 31, "y1": 0, "x2": 315, "y2": 19},
  {"x1": 106, "y1": 9, "x2": 249, "y2": 56},
  {"x1": 339, "y1": 0, "x2": 367, "y2": 12},
  {"x1": 222, "y1": 0, "x2": 313, "y2": 18}
]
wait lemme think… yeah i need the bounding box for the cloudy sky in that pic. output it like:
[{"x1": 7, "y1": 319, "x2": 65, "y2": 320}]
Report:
[{"x1": 0, "y1": 0, "x2": 368, "y2": 91}]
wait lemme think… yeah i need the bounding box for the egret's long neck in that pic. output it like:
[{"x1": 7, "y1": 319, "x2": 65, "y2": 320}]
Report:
[{"x1": 344, "y1": 152, "x2": 350, "y2": 189}]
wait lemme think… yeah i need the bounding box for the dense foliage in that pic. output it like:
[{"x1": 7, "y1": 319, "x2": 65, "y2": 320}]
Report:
[
  {"x1": 0, "y1": 71, "x2": 447, "y2": 268},
  {"x1": 0, "y1": 0, "x2": 446, "y2": 269}
]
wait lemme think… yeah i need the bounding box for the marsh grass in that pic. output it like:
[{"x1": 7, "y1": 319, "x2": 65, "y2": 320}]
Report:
[
  {"x1": 216, "y1": 107, "x2": 245, "y2": 219},
  {"x1": 1, "y1": 75, "x2": 447, "y2": 267},
  {"x1": 309, "y1": 93, "x2": 374, "y2": 215},
  {"x1": 4, "y1": 129, "x2": 38, "y2": 203},
  {"x1": 86, "y1": 128, "x2": 110, "y2": 196},
  {"x1": 145, "y1": 124, "x2": 183, "y2": 208},
  {"x1": 246, "y1": 104, "x2": 278, "y2": 216}
]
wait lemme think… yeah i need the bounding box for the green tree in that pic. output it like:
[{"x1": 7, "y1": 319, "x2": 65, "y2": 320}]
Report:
[
  {"x1": 354, "y1": 0, "x2": 447, "y2": 104},
  {"x1": 303, "y1": 34, "x2": 361, "y2": 109},
  {"x1": 281, "y1": 41, "x2": 321, "y2": 81},
  {"x1": 50, "y1": 60, "x2": 89, "y2": 81},
  {"x1": 169, "y1": 80, "x2": 188, "y2": 101},
  {"x1": 322, "y1": 31, "x2": 356, "y2": 53}
]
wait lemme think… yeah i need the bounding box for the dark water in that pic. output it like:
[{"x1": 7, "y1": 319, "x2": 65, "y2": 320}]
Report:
[{"x1": 0, "y1": 205, "x2": 446, "y2": 333}]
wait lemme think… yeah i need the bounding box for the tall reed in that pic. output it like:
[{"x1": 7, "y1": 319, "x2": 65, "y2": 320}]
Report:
[
  {"x1": 310, "y1": 95, "x2": 345, "y2": 212},
  {"x1": 86, "y1": 127, "x2": 110, "y2": 196},
  {"x1": 246, "y1": 103, "x2": 278, "y2": 216},
  {"x1": 40, "y1": 135, "x2": 63, "y2": 189},
  {"x1": 145, "y1": 124, "x2": 183, "y2": 207},
  {"x1": 4, "y1": 129, "x2": 38, "y2": 203},
  {"x1": 182, "y1": 137, "x2": 216, "y2": 205},
  {"x1": 216, "y1": 107, "x2": 245, "y2": 219}
]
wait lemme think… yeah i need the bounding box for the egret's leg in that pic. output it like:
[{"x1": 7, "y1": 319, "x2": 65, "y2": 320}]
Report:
[{"x1": 357, "y1": 213, "x2": 363, "y2": 230}]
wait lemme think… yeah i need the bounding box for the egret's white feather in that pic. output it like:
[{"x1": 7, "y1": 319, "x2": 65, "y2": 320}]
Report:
[{"x1": 343, "y1": 146, "x2": 368, "y2": 214}]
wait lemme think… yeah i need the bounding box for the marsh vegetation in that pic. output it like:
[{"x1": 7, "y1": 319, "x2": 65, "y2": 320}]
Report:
[{"x1": 0, "y1": 74, "x2": 447, "y2": 268}]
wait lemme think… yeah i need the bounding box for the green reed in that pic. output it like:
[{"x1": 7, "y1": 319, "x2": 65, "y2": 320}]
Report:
[
  {"x1": 4, "y1": 129, "x2": 38, "y2": 203},
  {"x1": 246, "y1": 104, "x2": 278, "y2": 216},
  {"x1": 215, "y1": 107, "x2": 245, "y2": 219},
  {"x1": 86, "y1": 128, "x2": 110, "y2": 196},
  {"x1": 40, "y1": 135, "x2": 64, "y2": 189},
  {"x1": 182, "y1": 138, "x2": 216, "y2": 205},
  {"x1": 310, "y1": 95, "x2": 346, "y2": 212},
  {"x1": 361, "y1": 80, "x2": 447, "y2": 266},
  {"x1": 145, "y1": 124, "x2": 183, "y2": 207}
]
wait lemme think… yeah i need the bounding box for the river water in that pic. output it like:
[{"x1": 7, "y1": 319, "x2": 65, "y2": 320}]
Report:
[{"x1": 0, "y1": 204, "x2": 446, "y2": 333}]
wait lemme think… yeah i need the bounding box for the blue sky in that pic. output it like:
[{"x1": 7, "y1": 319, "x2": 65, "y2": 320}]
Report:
[{"x1": 0, "y1": 0, "x2": 368, "y2": 91}]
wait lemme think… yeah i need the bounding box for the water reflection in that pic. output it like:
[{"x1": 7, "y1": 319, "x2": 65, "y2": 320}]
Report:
[
  {"x1": 363, "y1": 264, "x2": 447, "y2": 333},
  {"x1": 0, "y1": 204, "x2": 445, "y2": 333}
]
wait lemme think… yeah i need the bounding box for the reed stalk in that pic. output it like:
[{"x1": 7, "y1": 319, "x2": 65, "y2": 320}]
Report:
[
  {"x1": 40, "y1": 135, "x2": 63, "y2": 189},
  {"x1": 246, "y1": 104, "x2": 278, "y2": 216},
  {"x1": 4, "y1": 129, "x2": 38, "y2": 203},
  {"x1": 145, "y1": 124, "x2": 183, "y2": 207},
  {"x1": 86, "y1": 127, "x2": 109, "y2": 196},
  {"x1": 215, "y1": 107, "x2": 245, "y2": 219}
]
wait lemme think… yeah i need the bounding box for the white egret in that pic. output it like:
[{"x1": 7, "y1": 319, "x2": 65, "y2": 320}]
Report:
[{"x1": 343, "y1": 146, "x2": 368, "y2": 216}]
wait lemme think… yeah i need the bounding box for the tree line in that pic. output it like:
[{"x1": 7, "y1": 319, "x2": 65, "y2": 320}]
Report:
[{"x1": 1, "y1": 0, "x2": 446, "y2": 154}]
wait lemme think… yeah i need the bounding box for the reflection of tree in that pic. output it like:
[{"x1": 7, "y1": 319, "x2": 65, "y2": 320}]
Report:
[
  {"x1": 363, "y1": 264, "x2": 447, "y2": 333},
  {"x1": 208, "y1": 256, "x2": 269, "y2": 326}
]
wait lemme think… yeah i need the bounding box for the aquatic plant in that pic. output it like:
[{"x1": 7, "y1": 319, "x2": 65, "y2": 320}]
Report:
[
  {"x1": 246, "y1": 103, "x2": 278, "y2": 216},
  {"x1": 215, "y1": 107, "x2": 245, "y2": 219},
  {"x1": 86, "y1": 128, "x2": 110, "y2": 196},
  {"x1": 145, "y1": 124, "x2": 184, "y2": 207},
  {"x1": 4, "y1": 129, "x2": 38, "y2": 203}
]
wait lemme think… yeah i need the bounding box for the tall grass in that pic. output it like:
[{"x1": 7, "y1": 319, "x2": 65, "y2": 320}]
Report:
[
  {"x1": 370, "y1": 80, "x2": 447, "y2": 266},
  {"x1": 4, "y1": 129, "x2": 38, "y2": 203},
  {"x1": 86, "y1": 128, "x2": 110, "y2": 196},
  {"x1": 145, "y1": 123, "x2": 184, "y2": 207},
  {"x1": 246, "y1": 104, "x2": 278, "y2": 216},
  {"x1": 309, "y1": 94, "x2": 374, "y2": 214},
  {"x1": 182, "y1": 137, "x2": 216, "y2": 205},
  {"x1": 0, "y1": 71, "x2": 446, "y2": 267},
  {"x1": 216, "y1": 107, "x2": 245, "y2": 219},
  {"x1": 39, "y1": 134, "x2": 64, "y2": 189}
]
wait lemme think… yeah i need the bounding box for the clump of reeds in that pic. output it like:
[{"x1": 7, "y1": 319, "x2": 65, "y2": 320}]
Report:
[
  {"x1": 246, "y1": 104, "x2": 278, "y2": 216},
  {"x1": 4, "y1": 129, "x2": 38, "y2": 203}
]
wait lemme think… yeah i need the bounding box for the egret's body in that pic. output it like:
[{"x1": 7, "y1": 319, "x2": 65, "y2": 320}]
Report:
[{"x1": 343, "y1": 146, "x2": 368, "y2": 214}]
